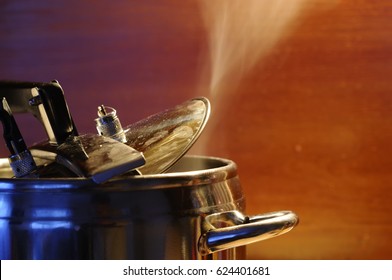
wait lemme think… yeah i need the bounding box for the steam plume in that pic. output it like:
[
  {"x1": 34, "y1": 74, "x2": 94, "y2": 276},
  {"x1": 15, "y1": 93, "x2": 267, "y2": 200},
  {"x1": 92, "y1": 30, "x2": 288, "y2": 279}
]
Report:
[{"x1": 200, "y1": 0, "x2": 311, "y2": 97}]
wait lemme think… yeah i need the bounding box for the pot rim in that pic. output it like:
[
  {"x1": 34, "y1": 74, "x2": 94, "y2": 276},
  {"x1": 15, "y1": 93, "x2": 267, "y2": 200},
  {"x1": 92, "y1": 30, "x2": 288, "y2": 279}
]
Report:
[{"x1": 0, "y1": 155, "x2": 238, "y2": 192}]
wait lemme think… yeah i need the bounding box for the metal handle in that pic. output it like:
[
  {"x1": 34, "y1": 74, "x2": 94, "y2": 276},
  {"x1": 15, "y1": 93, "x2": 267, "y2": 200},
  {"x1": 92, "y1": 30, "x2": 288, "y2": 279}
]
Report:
[
  {"x1": 198, "y1": 210, "x2": 299, "y2": 255},
  {"x1": 0, "y1": 80, "x2": 77, "y2": 144}
]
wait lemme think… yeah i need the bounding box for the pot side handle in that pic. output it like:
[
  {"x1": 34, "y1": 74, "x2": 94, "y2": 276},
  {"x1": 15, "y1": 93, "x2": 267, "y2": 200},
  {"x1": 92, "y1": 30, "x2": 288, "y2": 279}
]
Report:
[{"x1": 198, "y1": 210, "x2": 299, "y2": 255}]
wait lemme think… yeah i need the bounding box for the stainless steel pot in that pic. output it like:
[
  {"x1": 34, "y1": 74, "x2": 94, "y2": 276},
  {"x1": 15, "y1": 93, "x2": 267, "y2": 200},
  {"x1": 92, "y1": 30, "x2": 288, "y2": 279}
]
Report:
[{"x1": 0, "y1": 155, "x2": 298, "y2": 260}]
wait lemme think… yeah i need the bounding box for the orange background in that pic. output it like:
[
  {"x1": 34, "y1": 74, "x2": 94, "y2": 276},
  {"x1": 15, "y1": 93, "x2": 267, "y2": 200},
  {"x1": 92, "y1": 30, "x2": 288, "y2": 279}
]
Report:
[{"x1": 1, "y1": 0, "x2": 392, "y2": 259}]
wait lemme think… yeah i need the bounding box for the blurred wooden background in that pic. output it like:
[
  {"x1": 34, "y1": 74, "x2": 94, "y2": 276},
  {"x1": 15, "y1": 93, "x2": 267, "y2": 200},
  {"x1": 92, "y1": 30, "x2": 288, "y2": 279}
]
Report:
[{"x1": 1, "y1": 0, "x2": 392, "y2": 259}]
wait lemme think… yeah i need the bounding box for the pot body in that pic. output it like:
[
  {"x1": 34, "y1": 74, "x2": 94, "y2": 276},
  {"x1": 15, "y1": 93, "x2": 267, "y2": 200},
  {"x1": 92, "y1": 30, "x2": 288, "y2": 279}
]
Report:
[{"x1": 0, "y1": 155, "x2": 296, "y2": 260}]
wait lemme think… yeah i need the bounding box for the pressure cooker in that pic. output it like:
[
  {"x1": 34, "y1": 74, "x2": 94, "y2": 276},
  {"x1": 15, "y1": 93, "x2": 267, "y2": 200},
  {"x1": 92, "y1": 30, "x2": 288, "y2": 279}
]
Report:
[{"x1": 0, "y1": 80, "x2": 298, "y2": 259}]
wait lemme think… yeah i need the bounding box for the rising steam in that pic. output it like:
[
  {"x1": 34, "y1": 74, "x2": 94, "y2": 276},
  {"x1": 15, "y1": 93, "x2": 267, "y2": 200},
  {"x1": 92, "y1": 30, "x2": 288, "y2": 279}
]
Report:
[{"x1": 199, "y1": 0, "x2": 311, "y2": 97}]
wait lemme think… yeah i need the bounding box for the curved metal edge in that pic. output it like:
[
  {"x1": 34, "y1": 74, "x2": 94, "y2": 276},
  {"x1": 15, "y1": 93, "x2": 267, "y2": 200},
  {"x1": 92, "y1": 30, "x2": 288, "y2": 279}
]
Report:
[
  {"x1": 160, "y1": 96, "x2": 211, "y2": 173},
  {"x1": 198, "y1": 210, "x2": 299, "y2": 256},
  {"x1": 0, "y1": 155, "x2": 237, "y2": 193},
  {"x1": 146, "y1": 96, "x2": 211, "y2": 174}
]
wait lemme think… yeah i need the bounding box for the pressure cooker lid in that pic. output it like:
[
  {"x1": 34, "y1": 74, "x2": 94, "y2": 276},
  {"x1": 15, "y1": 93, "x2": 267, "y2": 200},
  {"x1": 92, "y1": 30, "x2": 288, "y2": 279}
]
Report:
[
  {"x1": 0, "y1": 80, "x2": 211, "y2": 181},
  {"x1": 124, "y1": 97, "x2": 211, "y2": 175}
]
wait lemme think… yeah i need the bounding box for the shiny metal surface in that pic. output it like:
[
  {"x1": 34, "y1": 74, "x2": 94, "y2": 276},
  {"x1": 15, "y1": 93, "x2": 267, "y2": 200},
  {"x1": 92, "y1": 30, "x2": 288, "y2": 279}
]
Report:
[
  {"x1": 199, "y1": 210, "x2": 299, "y2": 255},
  {"x1": 0, "y1": 155, "x2": 297, "y2": 259},
  {"x1": 0, "y1": 80, "x2": 146, "y2": 182},
  {"x1": 0, "y1": 158, "x2": 12, "y2": 177},
  {"x1": 29, "y1": 134, "x2": 145, "y2": 183},
  {"x1": 95, "y1": 105, "x2": 127, "y2": 143},
  {"x1": 124, "y1": 97, "x2": 210, "y2": 174}
]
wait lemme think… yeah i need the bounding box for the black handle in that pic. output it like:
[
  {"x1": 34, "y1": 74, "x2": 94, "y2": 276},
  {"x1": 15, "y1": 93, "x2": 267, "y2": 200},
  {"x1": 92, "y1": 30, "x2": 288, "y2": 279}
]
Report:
[
  {"x1": 0, "y1": 98, "x2": 28, "y2": 154},
  {"x1": 0, "y1": 80, "x2": 77, "y2": 144}
]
